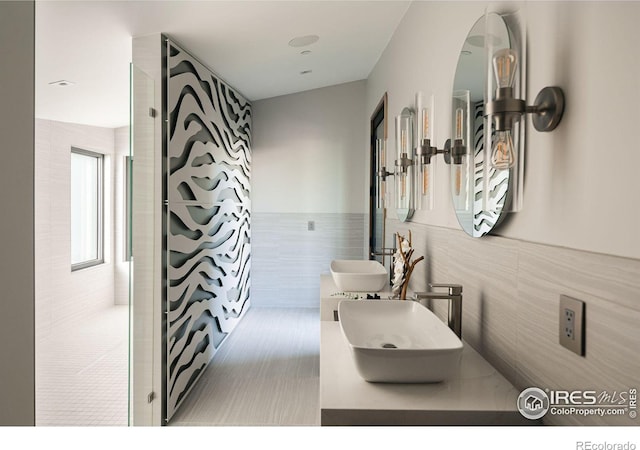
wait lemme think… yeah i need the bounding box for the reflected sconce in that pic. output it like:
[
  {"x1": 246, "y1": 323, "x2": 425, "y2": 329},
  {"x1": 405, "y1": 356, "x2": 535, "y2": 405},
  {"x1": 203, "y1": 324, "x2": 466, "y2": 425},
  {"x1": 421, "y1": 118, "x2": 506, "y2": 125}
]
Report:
[
  {"x1": 375, "y1": 108, "x2": 416, "y2": 221},
  {"x1": 451, "y1": 91, "x2": 471, "y2": 211},
  {"x1": 485, "y1": 48, "x2": 565, "y2": 170},
  {"x1": 375, "y1": 138, "x2": 390, "y2": 209},
  {"x1": 395, "y1": 109, "x2": 414, "y2": 212}
]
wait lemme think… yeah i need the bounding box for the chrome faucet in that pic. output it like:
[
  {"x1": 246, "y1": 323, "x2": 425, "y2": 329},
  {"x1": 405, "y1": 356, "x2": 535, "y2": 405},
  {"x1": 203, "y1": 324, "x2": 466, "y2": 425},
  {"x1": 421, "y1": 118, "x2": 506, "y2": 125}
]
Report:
[{"x1": 413, "y1": 283, "x2": 463, "y2": 339}]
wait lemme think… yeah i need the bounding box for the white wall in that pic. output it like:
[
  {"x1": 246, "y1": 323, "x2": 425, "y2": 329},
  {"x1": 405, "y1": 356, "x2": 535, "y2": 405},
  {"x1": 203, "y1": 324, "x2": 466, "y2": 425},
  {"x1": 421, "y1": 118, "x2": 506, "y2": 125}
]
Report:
[
  {"x1": 372, "y1": 1, "x2": 640, "y2": 425},
  {"x1": 131, "y1": 33, "x2": 164, "y2": 426},
  {"x1": 251, "y1": 81, "x2": 368, "y2": 307},
  {"x1": 253, "y1": 80, "x2": 367, "y2": 214},
  {"x1": 35, "y1": 119, "x2": 125, "y2": 340},
  {"x1": 0, "y1": 0, "x2": 35, "y2": 426},
  {"x1": 368, "y1": 1, "x2": 640, "y2": 260}
]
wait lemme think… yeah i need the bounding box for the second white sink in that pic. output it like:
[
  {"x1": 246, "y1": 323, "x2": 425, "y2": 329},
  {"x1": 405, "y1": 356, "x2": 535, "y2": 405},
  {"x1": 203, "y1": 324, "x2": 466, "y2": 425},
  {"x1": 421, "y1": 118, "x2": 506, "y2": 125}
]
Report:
[
  {"x1": 330, "y1": 259, "x2": 387, "y2": 292},
  {"x1": 338, "y1": 299, "x2": 463, "y2": 383}
]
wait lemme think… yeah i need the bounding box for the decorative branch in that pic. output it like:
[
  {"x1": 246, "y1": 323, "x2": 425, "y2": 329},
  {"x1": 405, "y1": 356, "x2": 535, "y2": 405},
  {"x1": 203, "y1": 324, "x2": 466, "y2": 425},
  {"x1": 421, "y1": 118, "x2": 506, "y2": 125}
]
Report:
[
  {"x1": 392, "y1": 231, "x2": 424, "y2": 300},
  {"x1": 400, "y1": 255, "x2": 424, "y2": 300}
]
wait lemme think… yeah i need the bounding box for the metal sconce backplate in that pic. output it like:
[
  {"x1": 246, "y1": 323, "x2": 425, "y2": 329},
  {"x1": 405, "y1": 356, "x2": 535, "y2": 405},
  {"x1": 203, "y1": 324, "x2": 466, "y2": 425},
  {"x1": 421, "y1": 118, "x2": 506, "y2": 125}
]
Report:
[{"x1": 531, "y1": 86, "x2": 565, "y2": 132}]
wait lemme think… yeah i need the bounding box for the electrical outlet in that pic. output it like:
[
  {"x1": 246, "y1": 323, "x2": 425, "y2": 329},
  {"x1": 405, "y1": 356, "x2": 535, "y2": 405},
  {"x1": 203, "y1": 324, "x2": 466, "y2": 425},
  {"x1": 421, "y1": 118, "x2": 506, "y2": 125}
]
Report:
[
  {"x1": 307, "y1": 221, "x2": 315, "y2": 231},
  {"x1": 564, "y1": 307, "x2": 575, "y2": 340},
  {"x1": 559, "y1": 295, "x2": 585, "y2": 356}
]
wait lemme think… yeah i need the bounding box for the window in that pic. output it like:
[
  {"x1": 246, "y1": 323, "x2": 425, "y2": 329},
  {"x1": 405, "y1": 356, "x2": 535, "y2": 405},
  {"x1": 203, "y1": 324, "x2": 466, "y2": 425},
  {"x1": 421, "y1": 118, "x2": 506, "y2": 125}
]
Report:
[{"x1": 71, "y1": 148, "x2": 104, "y2": 270}]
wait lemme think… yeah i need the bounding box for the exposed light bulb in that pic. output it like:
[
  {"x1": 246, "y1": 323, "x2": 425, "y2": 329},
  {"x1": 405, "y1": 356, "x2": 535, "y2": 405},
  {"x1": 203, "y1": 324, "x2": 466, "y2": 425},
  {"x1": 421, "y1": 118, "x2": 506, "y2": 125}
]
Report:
[
  {"x1": 490, "y1": 130, "x2": 516, "y2": 170},
  {"x1": 455, "y1": 107, "x2": 464, "y2": 141},
  {"x1": 493, "y1": 48, "x2": 517, "y2": 89},
  {"x1": 421, "y1": 164, "x2": 429, "y2": 196},
  {"x1": 422, "y1": 108, "x2": 430, "y2": 141},
  {"x1": 400, "y1": 173, "x2": 406, "y2": 199}
]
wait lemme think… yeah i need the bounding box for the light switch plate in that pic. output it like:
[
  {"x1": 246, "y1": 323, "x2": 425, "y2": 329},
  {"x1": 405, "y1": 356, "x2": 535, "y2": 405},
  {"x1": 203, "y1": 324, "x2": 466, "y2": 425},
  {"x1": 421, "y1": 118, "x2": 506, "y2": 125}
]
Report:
[{"x1": 559, "y1": 295, "x2": 585, "y2": 356}]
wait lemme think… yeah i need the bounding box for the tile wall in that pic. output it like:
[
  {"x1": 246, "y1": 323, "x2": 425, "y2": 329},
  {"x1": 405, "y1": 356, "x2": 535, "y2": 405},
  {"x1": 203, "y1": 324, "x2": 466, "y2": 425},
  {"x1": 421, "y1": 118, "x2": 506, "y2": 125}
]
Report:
[
  {"x1": 35, "y1": 119, "x2": 125, "y2": 340},
  {"x1": 252, "y1": 212, "x2": 366, "y2": 308},
  {"x1": 387, "y1": 219, "x2": 640, "y2": 425}
]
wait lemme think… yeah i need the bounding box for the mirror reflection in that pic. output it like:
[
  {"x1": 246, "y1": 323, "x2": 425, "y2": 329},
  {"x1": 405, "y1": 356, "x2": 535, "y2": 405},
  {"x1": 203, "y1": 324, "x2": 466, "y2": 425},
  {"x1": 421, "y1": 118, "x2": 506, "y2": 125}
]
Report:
[
  {"x1": 369, "y1": 93, "x2": 387, "y2": 263},
  {"x1": 451, "y1": 14, "x2": 512, "y2": 237}
]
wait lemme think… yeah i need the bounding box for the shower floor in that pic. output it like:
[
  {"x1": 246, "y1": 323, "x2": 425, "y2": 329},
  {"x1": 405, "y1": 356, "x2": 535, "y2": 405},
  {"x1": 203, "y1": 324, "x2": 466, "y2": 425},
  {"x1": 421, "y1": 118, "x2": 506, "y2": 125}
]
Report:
[{"x1": 36, "y1": 305, "x2": 129, "y2": 426}]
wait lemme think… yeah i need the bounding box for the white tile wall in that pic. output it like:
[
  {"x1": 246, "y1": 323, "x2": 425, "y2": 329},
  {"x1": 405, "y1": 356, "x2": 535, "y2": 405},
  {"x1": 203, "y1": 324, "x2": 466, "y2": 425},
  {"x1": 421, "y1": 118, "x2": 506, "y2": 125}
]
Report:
[
  {"x1": 35, "y1": 119, "x2": 129, "y2": 425},
  {"x1": 35, "y1": 119, "x2": 119, "y2": 338},
  {"x1": 387, "y1": 219, "x2": 640, "y2": 425},
  {"x1": 252, "y1": 212, "x2": 366, "y2": 307}
]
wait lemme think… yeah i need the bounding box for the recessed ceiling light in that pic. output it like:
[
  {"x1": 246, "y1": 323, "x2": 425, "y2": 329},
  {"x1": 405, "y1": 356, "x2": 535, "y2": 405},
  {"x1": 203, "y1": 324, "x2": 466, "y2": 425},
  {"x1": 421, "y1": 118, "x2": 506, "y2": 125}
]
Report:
[
  {"x1": 49, "y1": 80, "x2": 75, "y2": 87},
  {"x1": 300, "y1": 70, "x2": 313, "y2": 75},
  {"x1": 288, "y1": 35, "x2": 319, "y2": 48},
  {"x1": 300, "y1": 50, "x2": 312, "y2": 56},
  {"x1": 461, "y1": 50, "x2": 472, "y2": 56}
]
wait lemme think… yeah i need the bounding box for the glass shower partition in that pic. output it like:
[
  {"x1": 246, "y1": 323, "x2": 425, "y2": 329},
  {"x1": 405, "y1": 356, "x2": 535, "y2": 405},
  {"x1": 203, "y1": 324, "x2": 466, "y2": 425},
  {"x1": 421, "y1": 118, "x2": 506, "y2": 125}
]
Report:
[{"x1": 130, "y1": 64, "x2": 157, "y2": 425}]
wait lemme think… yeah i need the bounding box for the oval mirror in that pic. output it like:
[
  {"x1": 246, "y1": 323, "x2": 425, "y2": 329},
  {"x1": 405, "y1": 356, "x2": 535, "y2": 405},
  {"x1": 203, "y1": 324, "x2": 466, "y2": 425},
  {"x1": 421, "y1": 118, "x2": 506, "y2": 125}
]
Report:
[{"x1": 451, "y1": 14, "x2": 512, "y2": 237}]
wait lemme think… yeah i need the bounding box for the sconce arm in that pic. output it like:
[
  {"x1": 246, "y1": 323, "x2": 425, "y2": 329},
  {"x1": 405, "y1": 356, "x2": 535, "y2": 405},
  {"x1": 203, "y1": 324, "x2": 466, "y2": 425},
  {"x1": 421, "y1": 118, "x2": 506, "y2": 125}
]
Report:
[
  {"x1": 377, "y1": 168, "x2": 395, "y2": 180},
  {"x1": 395, "y1": 154, "x2": 413, "y2": 173},
  {"x1": 417, "y1": 139, "x2": 462, "y2": 165},
  {"x1": 486, "y1": 86, "x2": 565, "y2": 133}
]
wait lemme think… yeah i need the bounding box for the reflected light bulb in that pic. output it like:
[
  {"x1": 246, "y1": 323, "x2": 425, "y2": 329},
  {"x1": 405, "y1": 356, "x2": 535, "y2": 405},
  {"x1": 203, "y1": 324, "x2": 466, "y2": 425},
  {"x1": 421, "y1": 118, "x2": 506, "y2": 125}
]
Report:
[
  {"x1": 490, "y1": 130, "x2": 516, "y2": 170},
  {"x1": 493, "y1": 48, "x2": 518, "y2": 89},
  {"x1": 454, "y1": 166, "x2": 461, "y2": 196}
]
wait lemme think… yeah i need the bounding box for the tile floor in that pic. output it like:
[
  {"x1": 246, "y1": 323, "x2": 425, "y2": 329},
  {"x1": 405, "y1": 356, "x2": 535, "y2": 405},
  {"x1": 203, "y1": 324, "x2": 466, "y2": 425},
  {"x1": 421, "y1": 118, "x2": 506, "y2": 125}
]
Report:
[
  {"x1": 169, "y1": 307, "x2": 321, "y2": 426},
  {"x1": 35, "y1": 305, "x2": 320, "y2": 426},
  {"x1": 36, "y1": 305, "x2": 129, "y2": 426}
]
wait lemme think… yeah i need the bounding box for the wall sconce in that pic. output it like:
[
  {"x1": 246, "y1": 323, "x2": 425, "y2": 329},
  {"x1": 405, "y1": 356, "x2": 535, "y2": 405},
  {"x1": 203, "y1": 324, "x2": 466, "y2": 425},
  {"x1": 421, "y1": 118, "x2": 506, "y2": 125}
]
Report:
[
  {"x1": 414, "y1": 92, "x2": 470, "y2": 211},
  {"x1": 395, "y1": 108, "x2": 414, "y2": 219},
  {"x1": 414, "y1": 93, "x2": 434, "y2": 210},
  {"x1": 485, "y1": 47, "x2": 565, "y2": 170}
]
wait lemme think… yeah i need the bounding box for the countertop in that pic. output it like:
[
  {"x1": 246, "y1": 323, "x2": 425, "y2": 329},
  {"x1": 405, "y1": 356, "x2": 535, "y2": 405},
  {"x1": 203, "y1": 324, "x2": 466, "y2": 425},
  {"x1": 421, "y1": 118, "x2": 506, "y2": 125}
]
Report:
[
  {"x1": 320, "y1": 273, "x2": 394, "y2": 297},
  {"x1": 320, "y1": 321, "x2": 531, "y2": 426},
  {"x1": 320, "y1": 274, "x2": 395, "y2": 321}
]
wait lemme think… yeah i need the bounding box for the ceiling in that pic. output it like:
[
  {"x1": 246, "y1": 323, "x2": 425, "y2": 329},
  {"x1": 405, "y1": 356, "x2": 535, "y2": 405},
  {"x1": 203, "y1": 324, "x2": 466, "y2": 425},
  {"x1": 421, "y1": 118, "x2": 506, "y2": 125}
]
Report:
[{"x1": 35, "y1": 0, "x2": 411, "y2": 128}]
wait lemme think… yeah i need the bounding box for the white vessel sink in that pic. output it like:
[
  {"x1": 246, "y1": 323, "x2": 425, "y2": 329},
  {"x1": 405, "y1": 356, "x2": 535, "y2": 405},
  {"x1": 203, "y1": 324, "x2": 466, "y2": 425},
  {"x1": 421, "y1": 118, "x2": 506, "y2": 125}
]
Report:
[
  {"x1": 338, "y1": 299, "x2": 463, "y2": 383},
  {"x1": 330, "y1": 260, "x2": 387, "y2": 292}
]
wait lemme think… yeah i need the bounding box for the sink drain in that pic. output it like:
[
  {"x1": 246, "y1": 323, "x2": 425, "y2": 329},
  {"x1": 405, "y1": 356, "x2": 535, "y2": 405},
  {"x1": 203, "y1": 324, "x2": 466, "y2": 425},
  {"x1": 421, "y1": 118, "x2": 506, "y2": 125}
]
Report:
[{"x1": 381, "y1": 343, "x2": 398, "y2": 349}]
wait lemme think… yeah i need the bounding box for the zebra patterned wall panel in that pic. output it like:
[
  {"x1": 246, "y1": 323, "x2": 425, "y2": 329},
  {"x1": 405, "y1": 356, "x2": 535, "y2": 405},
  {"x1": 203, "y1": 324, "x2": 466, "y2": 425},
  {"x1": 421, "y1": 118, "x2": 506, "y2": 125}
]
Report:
[
  {"x1": 470, "y1": 102, "x2": 509, "y2": 236},
  {"x1": 165, "y1": 39, "x2": 252, "y2": 420}
]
